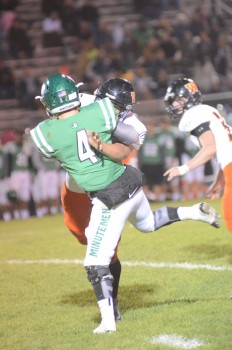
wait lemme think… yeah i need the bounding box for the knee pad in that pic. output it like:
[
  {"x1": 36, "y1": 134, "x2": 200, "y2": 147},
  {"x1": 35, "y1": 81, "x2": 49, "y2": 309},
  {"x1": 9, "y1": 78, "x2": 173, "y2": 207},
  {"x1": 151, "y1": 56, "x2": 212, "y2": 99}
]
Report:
[{"x1": 85, "y1": 265, "x2": 114, "y2": 301}]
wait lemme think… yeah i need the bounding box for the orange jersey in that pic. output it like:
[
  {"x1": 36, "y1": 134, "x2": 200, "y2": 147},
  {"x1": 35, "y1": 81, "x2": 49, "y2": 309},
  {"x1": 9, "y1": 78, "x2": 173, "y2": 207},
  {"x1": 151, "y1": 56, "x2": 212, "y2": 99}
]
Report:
[
  {"x1": 222, "y1": 162, "x2": 232, "y2": 232},
  {"x1": 61, "y1": 182, "x2": 90, "y2": 244}
]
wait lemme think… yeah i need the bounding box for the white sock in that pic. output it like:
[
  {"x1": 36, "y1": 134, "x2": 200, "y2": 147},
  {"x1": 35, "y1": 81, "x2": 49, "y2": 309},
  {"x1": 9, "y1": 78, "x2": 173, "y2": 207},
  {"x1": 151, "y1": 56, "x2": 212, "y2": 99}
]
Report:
[
  {"x1": 98, "y1": 298, "x2": 116, "y2": 331},
  {"x1": 177, "y1": 206, "x2": 193, "y2": 220}
]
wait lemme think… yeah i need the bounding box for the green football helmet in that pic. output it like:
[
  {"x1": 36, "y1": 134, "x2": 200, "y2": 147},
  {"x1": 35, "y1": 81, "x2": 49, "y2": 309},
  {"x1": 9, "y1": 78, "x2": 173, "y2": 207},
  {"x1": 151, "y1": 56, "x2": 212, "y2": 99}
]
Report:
[{"x1": 36, "y1": 73, "x2": 81, "y2": 117}]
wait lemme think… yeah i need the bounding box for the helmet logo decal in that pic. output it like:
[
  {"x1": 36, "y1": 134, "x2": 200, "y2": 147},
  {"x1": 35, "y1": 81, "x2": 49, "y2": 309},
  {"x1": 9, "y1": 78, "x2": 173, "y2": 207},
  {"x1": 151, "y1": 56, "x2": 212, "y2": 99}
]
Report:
[
  {"x1": 57, "y1": 90, "x2": 67, "y2": 102},
  {"x1": 68, "y1": 92, "x2": 77, "y2": 100},
  {"x1": 131, "y1": 91, "x2": 136, "y2": 104},
  {"x1": 71, "y1": 122, "x2": 78, "y2": 128},
  {"x1": 184, "y1": 82, "x2": 198, "y2": 94}
]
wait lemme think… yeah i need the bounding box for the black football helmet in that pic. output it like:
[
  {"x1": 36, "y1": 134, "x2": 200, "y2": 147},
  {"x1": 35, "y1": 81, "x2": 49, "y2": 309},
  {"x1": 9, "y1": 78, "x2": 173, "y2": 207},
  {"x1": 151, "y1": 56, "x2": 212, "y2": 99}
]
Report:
[
  {"x1": 95, "y1": 78, "x2": 135, "y2": 115},
  {"x1": 164, "y1": 78, "x2": 202, "y2": 119}
]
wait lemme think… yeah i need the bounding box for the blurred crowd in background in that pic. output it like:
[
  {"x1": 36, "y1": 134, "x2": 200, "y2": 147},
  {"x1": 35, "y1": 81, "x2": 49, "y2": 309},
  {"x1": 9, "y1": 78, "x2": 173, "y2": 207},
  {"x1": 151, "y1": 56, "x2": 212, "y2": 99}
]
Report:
[
  {"x1": 0, "y1": 0, "x2": 232, "y2": 105},
  {"x1": 0, "y1": 0, "x2": 230, "y2": 220}
]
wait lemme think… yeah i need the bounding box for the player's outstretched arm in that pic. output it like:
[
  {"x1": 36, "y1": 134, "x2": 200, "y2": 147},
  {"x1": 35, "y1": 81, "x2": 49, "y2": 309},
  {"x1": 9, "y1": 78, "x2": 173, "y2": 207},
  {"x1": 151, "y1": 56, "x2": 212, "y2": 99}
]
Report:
[{"x1": 164, "y1": 130, "x2": 216, "y2": 181}]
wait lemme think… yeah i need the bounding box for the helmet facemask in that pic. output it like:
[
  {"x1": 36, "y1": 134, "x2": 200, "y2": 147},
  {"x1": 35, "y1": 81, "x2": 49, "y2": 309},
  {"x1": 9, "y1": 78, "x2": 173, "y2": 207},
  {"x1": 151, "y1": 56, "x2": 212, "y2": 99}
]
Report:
[
  {"x1": 95, "y1": 78, "x2": 135, "y2": 118},
  {"x1": 164, "y1": 78, "x2": 202, "y2": 120}
]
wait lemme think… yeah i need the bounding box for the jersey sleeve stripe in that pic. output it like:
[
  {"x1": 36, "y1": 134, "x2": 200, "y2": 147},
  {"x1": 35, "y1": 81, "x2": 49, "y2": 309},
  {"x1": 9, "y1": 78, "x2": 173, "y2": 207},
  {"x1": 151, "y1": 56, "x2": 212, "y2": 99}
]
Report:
[
  {"x1": 98, "y1": 98, "x2": 117, "y2": 130},
  {"x1": 98, "y1": 99, "x2": 111, "y2": 129},
  {"x1": 36, "y1": 125, "x2": 54, "y2": 153},
  {"x1": 30, "y1": 129, "x2": 51, "y2": 158},
  {"x1": 105, "y1": 98, "x2": 117, "y2": 129}
]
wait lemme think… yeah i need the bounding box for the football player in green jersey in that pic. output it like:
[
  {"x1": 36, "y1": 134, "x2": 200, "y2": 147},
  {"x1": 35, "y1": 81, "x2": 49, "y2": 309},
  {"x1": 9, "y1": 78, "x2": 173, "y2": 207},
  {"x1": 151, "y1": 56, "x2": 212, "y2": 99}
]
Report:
[{"x1": 31, "y1": 73, "x2": 220, "y2": 334}]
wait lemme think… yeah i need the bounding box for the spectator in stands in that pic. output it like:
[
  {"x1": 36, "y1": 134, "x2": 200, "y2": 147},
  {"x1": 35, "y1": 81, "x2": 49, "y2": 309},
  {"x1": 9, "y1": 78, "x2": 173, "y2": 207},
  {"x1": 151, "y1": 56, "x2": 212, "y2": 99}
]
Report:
[
  {"x1": 74, "y1": 20, "x2": 94, "y2": 53},
  {"x1": 77, "y1": 0, "x2": 100, "y2": 35},
  {"x1": 172, "y1": 12, "x2": 191, "y2": 42},
  {"x1": 149, "y1": 47, "x2": 168, "y2": 81},
  {"x1": 195, "y1": 30, "x2": 214, "y2": 63},
  {"x1": 161, "y1": 0, "x2": 180, "y2": 11},
  {"x1": 132, "y1": 19, "x2": 154, "y2": 49},
  {"x1": 15, "y1": 67, "x2": 40, "y2": 109},
  {"x1": 0, "y1": 0, "x2": 18, "y2": 34},
  {"x1": 41, "y1": 0, "x2": 63, "y2": 17},
  {"x1": 95, "y1": 21, "x2": 113, "y2": 49},
  {"x1": 159, "y1": 30, "x2": 179, "y2": 65},
  {"x1": 119, "y1": 28, "x2": 141, "y2": 68},
  {"x1": 213, "y1": 33, "x2": 230, "y2": 79},
  {"x1": 42, "y1": 10, "x2": 63, "y2": 48},
  {"x1": 112, "y1": 17, "x2": 126, "y2": 48},
  {"x1": 190, "y1": 4, "x2": 210, "y2": 36},
  {"x1": 193, "y1": 56, "x2": 220, "y2": 93},
  {"x1": 152, "y1": 68, "x2": 169, "y2": 98},
  {"x1": 178, "y1": 30, "x2": 197, "y2": 75},
  {"x1": 7, "y1": 19, "x2": 33, "y2": 59},
  {"x1": 0, "y1": 24, "x2": 9, "y2": 59},
  {"x1": 75, "y1": 38, "x2": 99, "y2": 82},
  {"x1": 86, "y1": 48, "x2": 113, "y2": 83},
  {"x1": 0, "y1": 57, "x2": 15, "y2": 99},
  {"x1": 60, "y1": 0, "x2": 80, "y2": 36},
  {"x1": 132, "y1": 64, "x2": 154, "y2": 100}
]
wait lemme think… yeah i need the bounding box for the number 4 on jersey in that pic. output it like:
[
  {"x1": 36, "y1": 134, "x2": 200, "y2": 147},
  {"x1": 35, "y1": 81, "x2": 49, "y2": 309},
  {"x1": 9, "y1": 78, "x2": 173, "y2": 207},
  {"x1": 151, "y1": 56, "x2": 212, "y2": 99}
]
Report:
[{"x1": 77, "y1": 130, "x2": 99, "y2": 163}]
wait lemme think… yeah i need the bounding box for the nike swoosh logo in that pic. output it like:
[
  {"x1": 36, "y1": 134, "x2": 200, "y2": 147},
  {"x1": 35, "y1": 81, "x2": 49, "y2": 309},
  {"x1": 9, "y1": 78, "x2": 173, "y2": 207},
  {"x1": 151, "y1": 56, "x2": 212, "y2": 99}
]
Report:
[{"x1": 129, "y1": 187, "x2": 139, "y2": 199}]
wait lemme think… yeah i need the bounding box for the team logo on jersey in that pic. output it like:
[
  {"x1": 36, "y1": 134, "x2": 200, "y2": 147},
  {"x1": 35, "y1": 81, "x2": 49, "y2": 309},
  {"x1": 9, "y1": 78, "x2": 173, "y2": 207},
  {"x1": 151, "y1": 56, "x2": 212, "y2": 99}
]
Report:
[
  {"x1": 71, "y1": 122, "x2": 78, "y2": 128},
  {"x1": 184, "y1": 82, "x2": 199, "y2": 93}
]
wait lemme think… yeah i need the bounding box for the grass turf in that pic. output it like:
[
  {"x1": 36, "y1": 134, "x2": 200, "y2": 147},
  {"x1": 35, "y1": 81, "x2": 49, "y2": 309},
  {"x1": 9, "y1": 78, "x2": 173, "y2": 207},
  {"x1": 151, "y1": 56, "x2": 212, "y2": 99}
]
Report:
[{"x1": 1, "y1": 199, "x2": 232, "y2": 350}]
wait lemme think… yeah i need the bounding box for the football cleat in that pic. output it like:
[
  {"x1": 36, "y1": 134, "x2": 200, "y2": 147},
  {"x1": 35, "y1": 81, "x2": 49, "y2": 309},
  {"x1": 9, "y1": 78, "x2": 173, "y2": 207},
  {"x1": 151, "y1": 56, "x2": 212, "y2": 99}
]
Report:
[
  {"x1": 93, "y1": 322, "x2": 116, "y2": 334},
  {"x1": 195, "y1": 202, "x2": 220, "y2": 228},
  {"x1": 113, "y1": 299, "x2": 122, "y2": 321}
]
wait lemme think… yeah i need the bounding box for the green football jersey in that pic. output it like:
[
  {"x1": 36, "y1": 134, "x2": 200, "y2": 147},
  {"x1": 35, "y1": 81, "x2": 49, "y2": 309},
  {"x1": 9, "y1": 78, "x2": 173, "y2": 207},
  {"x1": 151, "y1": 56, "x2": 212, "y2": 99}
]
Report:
[
  {"x1": 12, "y1": 145, "x2": 30, "y2": 171},
  {"x1": 139, "y1": 134, "x2": 163, "y2": 165},
  {"x1": 30, "y1": 98, "x2": 125, "y2": 192}
]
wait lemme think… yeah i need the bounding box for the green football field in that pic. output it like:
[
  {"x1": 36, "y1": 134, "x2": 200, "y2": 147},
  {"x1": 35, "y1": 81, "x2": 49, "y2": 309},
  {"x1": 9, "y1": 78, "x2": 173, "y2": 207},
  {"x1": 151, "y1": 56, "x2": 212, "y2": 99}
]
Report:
[{"x1": 1, "y1": 199, "x2": 232, "y2": 350}]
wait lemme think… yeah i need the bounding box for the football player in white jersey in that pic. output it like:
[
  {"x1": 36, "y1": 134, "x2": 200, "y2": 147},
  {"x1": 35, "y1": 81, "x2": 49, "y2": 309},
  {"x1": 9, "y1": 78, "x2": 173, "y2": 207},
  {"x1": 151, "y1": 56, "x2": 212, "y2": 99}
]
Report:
[
  {"x1": 61, "y1": 78, "x2": 221, "y2": 331},
  {"x1": 164, "y1": 78, "x2": 232, "y2": 233}
]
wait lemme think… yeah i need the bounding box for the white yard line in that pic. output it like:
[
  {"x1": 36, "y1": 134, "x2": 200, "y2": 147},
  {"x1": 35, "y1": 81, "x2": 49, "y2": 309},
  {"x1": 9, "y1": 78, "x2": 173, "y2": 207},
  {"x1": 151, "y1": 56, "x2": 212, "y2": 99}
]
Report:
[
  {"x1": 2, "y1": 259, "x2": 232, "y2": 271},
  {"x1": 150, "y1": 334, "x2": 205, "y2": 349}
]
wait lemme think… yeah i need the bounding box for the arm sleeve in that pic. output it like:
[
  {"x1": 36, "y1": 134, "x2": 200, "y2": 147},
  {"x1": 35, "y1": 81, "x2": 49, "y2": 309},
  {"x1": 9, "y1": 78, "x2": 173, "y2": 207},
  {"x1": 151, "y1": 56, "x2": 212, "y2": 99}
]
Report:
[
  {"x1": 190, "y1": 122, "x2": 210, "y2": 138},
  {"x1": 113, "y1": 121, "x2": 139, "y2": 145}
]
